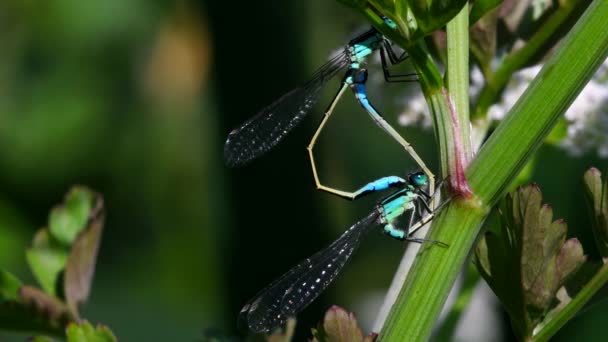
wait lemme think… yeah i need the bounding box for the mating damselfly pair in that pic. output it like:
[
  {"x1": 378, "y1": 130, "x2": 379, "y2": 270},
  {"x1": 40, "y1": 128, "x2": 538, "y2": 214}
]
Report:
[
  {"x1": 224, "y1": 18, "x2": 448, "y2": 334},
  {"x1": 239, "y1": 172, "x2": 448, "y2": 333}
]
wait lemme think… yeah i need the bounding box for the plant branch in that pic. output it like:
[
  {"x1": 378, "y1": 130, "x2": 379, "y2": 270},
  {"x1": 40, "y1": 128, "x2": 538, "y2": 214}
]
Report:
[
  {"x1": 472, "y1": 1, "x2": 578, "y2": 120},
  {"x1": 533, "y1": 262, "x2": 608, "y2": 342},
  {"x1": 379, "y1": 6, "x2": 478, "y2": 340}
]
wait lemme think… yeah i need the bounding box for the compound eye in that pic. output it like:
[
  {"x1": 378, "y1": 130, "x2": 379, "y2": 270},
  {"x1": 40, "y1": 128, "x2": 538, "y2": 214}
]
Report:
[{"x1": 410, "y1": 172, "x2": 428, "y2": 187}]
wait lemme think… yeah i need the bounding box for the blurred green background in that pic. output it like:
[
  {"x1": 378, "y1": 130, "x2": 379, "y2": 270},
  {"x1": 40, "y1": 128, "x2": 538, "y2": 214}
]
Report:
[{"x1": 1, "y1": 0, "x2": 607, "y2": 341}]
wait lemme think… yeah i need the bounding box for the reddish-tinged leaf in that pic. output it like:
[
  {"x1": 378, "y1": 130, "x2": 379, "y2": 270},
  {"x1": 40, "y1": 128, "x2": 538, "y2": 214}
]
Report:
[
  {"x1": 64, "y1": 194, "x2": 105, "y2": 318},
  {"x1": 267, "y1": 318, "x2": 296, "y2": 342},
  {"x1": 476, "y1": 183, "x2": 587, "y2": 338},
  {"x1": 583, "y1": 168, "x2": 608, "y2": 259},
  {"x1": 556, "y1": 238, "x2": 586, "y2": 282},
  {"x1": 18, "y1": 286, "x2": 73, "y2": 323},
  {"x1": 312, "y1": 306, "x2": 375, "y2": 342}
]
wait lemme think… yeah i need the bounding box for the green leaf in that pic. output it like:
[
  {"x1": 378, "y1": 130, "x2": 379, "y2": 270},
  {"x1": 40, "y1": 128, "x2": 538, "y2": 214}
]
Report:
[
  {"x1": 66, "y1": 321, "x2": 117, "y2": 342},
  {"x1": 311, "y1": 306, "x2": 376, "y2": 342},
  {"x1": 0, "y1": 270, "x2": 22, "y2": 302},
  {"x1": 408, "y1": 0, "x2": 469, "y2": 33},
  {"x1": 365, "y1": 0, "x2": 468, "y2": 41},
  {"x1": 582, "y1": 168, "x2": 608, "y2": 259},
  {"x1": 49, "y1": 187, "x2": 94, "y2": 247},
  {"x1": 475, "y1": 185, "x2": 586, "y2": 339},
  {"x1": 26, "y1": 237, "x2": 68, "y2": 296},
  {"x1": 0, "y1": 285, "x2": 72, "y2": 336},
  {"x1": 557, "y1": 239, "x2": 586, "y2": 281},
  {"x1": 64, "y1": 194, "x2": 104, "y2": 318},
  {"x1": 0, "y1": 186, "x2": 105, "y2": 337},
  {"x1": 470, "y1": 0, "x2": 503, "y2": 24}
]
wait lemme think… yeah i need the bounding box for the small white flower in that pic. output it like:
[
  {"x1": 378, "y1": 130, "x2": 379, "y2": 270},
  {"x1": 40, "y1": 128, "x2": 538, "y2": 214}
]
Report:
[
  {"x1": 560, "y1": 77, "x2": 608, "y2": 157},
  {"x1": 397, "y1": 90, "x2": 433, "y2": 128}
]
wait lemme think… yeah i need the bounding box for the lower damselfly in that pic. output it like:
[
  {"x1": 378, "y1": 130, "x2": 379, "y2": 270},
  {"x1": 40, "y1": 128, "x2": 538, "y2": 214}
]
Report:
[
  {"x1": 239, "y1": 172, "x2": 448, "y2": 333},
  {"x1": 224, "y1": 19, "x2": 435, "y2": 199}
]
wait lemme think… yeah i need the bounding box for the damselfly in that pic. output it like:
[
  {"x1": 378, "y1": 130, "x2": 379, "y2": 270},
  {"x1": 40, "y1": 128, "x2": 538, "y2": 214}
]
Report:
[
  {"x1": 239, "y1": 172, "x2": 447, "y2": 333},
  {"x1": 224, "y1": 20, "x2": 435, "y2": 198}
]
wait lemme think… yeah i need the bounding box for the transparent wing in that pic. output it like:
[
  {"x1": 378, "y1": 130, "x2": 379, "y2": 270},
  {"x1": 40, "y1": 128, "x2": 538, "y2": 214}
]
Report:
[
  {"x1": 239, "y1": 210, "x2": 381, "y2": 333},
  {"x1": 224, "y1": 51, "x2": 349, "y2": 167}
]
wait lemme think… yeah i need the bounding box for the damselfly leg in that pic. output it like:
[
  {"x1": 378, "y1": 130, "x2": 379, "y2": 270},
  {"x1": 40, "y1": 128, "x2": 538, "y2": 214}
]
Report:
[
  {"x1": 306, "y1": 61, "x2": 435, "y2": 203},
  {"x1": 380, "y1": 40, "x2": 418, "y2": 83}
]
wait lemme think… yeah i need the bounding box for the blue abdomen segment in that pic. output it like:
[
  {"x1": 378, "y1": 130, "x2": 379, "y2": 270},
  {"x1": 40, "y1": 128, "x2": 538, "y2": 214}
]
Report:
[
  {"x1": 351, "y1": 83, "x2": 386, "y2": 130},
  {"x1": 353, "y1": 176, "x2": 405, "y2": 199},
  {"x1": 352, "y1": 84, "x2": 368, "y2": 101},
  {"x1": 383, "y1": 224, "x2": 405, "y2": 240}
]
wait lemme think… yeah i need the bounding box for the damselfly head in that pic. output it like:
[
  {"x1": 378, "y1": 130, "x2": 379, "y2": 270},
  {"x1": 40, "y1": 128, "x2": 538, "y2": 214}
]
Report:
[{"x1": 408, "y1": 172, "x2": 428, "y2": 188}]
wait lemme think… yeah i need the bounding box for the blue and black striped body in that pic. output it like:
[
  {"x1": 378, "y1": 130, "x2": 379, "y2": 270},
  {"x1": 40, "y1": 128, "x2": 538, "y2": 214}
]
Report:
[{"x1": 379, "y1": 186, "x2": 422, "y2": 240}]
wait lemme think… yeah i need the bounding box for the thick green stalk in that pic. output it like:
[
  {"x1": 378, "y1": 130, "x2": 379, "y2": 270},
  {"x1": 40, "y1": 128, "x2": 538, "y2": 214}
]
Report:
[
  {"x1": 433, "y1": 264, "x2": 481, "y2": 341},
  {"x1": 406, "y1": 43, "x2": 451, "y2": 176},
  {"x1": 404, "y1": 37, "x2": 473, "y2": 195},
  {"x1": 379, "y1": 0, "x2": 608, "y2": 340},
  {"x1": 379, "y1": 6, "x2": 476, "y2": 340},
  {"x1": 534, "y1": 263, "x2": 608, "y2": 342},
  {"x1": 446, "y1": 4, "x2": 472, "y2": 160},
  {"x1": 379, "y1": 200, "x2": 487, "y2": 340}
]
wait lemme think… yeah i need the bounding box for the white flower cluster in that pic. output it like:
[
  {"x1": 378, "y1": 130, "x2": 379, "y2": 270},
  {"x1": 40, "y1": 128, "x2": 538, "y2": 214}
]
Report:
[
  {"x1": 396, "y1": 89, "x2": 434, "y2": 128},
  {"x1": 489, "y1": 60, "x2": 608, "y2": 157},
  {"x1": 561, "y1": 61, "x2": 608, "y2": 157},
  {"x1": 487, "y1": 65, "x2": 542, "y2": 121}
]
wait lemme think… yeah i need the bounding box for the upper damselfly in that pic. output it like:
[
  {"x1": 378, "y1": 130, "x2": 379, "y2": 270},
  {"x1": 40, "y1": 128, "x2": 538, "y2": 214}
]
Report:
[
  {"x1": 239, "y1": 171, "x2": 448, "y2": 333},
  {"x1": 224, "y1": 19, "x2": 435, "y2": 198}
]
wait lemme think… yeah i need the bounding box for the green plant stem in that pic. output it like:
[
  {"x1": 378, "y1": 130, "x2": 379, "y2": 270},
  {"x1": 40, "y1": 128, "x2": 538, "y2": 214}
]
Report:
[
  {"x1": 379, "y1": 200, "x2": 488, "y2": 340},
  {"x1": 379, "y1": 6, "x2": 480, "y2": 339},
  {"x1": 472, "y1": 1, "x2": 578, "y2": 120},
  {"x1": 378, "y1": 0, "x2": 608, "y2": 340},
  {"x1": 406, "y1": 44, "x2": 452, "y2": 177},
  {"x1": 533, "y1": 262, "x2": 608, "y2": 342},
  {"x1": 433, "y1": 263, "x2": 481, "y2": 341},
  {"x1": 446, "y1": 4, "x2": 472, "y2": 160},
  {"x1": 0, "y1": 304, "x2": 66, "y2": 337}
]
